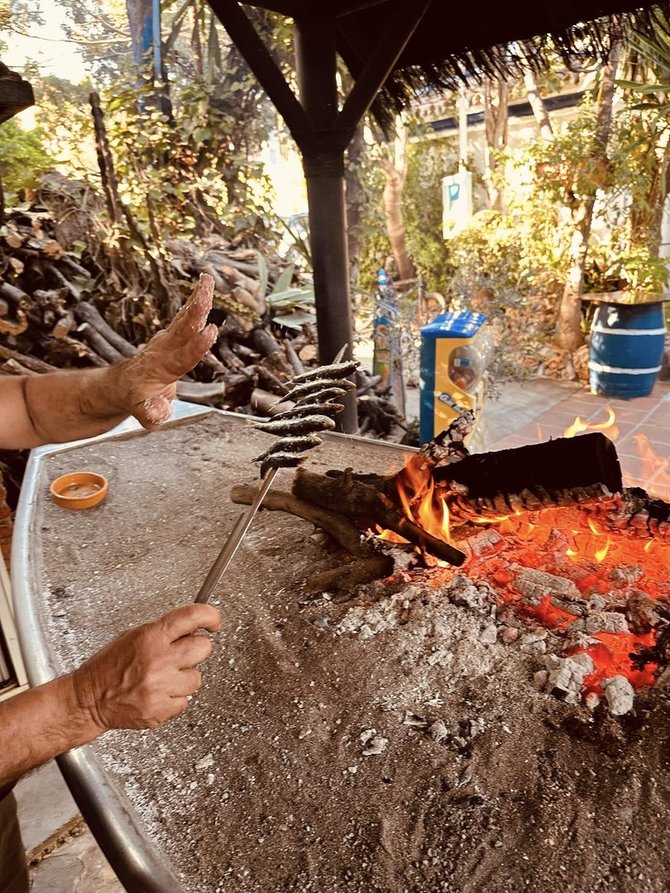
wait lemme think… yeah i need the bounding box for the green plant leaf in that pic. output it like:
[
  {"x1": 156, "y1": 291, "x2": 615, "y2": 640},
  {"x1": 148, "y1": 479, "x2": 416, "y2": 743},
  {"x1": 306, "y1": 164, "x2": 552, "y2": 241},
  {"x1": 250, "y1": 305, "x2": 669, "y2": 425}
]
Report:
[
  {"x1": 270, "y1": 263, "x2": 295, "y2": 296},
  {"x1": 256, "y1": 251, "x2": 268, "y2": 300}
]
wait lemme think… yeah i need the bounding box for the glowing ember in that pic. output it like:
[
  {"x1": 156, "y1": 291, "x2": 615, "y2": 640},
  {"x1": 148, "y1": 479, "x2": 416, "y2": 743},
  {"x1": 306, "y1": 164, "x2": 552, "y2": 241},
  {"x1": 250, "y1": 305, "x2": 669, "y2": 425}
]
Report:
[
  {"x1": 462, "y1": 503, "x2": 669, "y2": 700},
  {"x1": 375, "y1": 415, "x2": 670, "y2": 709}
]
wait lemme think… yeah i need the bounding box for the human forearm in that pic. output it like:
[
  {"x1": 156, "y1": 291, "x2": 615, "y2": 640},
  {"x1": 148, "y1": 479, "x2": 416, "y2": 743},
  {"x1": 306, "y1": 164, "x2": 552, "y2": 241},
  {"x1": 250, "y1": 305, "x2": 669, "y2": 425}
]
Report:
[
  {"x1": 0, "y1": 674, "x2": 102, "y2": 789},
  {"x1": 0, "y1": 362, "x2": 134, "y2": 450},
  {"x1": 0, "y1": 602, "x2": 220, "y2": 789},
  {"x1": 23, "y1": 362, "x2": 134, "y2": 447},
  {"x1": 0, "y1": 274, "x2": 217, "y2": 450}
]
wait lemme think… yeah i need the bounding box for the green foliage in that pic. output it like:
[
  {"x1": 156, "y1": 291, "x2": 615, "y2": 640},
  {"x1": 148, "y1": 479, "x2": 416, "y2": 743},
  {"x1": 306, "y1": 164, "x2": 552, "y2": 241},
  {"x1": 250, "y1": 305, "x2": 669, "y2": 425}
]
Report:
[
  {"x1": 617, "y1": 23, "x2": 670, "y2": 118},
  {"x1": 0, "y1": 119, "x2": 51, "y2": 195},
  {"x1": 32, "y1": 76, "x2": 97, "y2": 180},
  {"x1": 584, "y1": 247, "x2": 670, "y2": 295},
  {"x1": 403, "y1": 139, "x2": 457, "y2": 293},
  {"x1": 355, "y1": 136, "x2": 460, "y2": 295},
  {"x1": 527, "y1": 98, "x2": 611, "y2": 208},
  {"x1": 442, "y1": 210, "x2": 525, "y2": 298}
]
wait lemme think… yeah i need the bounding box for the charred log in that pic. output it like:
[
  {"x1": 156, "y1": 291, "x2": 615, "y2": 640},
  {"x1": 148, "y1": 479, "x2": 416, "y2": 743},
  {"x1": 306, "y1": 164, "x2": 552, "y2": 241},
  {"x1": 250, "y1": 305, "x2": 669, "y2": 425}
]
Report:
[
  {"x1": 430, "y1": 432, "x2": 622, "y2": 499},
  {"x1": 293, "y1": 467, "x2": 466, "y2": 567}
]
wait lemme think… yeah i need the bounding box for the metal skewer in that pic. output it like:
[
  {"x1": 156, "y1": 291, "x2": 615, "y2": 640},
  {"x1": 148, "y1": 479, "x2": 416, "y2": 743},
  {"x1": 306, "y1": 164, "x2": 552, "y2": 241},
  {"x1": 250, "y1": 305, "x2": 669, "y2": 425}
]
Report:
[
  {"x1": 194, "y1": 467, "x2": 278, "y2": 604},
  {"x1": 194, "y1": 345, "x2": 356, "y2": 605}
]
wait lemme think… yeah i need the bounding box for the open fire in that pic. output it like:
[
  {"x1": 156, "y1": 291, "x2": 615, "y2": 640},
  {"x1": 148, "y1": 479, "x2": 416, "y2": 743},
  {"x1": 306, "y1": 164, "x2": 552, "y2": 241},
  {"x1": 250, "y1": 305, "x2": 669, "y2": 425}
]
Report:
[{"x1": 378, "y1": 408, "x2": 670, "y2": 715}]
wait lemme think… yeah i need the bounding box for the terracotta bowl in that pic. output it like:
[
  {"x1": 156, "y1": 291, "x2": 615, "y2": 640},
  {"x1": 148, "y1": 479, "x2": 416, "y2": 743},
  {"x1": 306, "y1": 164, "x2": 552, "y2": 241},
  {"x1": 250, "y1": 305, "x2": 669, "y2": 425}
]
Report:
[{"x1": 50, "y1": 472, "x2": 109, "y2": 511}]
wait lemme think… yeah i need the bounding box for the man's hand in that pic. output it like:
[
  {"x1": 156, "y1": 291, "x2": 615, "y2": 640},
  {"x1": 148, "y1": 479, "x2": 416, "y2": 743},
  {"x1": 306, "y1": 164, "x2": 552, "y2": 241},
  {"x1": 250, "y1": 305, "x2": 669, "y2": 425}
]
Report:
[
  {"x1": 71, "y1": 603, "x2": 221, "y2": 732},
  {"x1": 125, "y1": 272, "x2": 218, "y2": 429},
  {"x1": 0, "y1": 603, "x2": 221, "y2": 788},
  {"x1": 0, "y1": 272, "x2": 219, "y2": 450}
]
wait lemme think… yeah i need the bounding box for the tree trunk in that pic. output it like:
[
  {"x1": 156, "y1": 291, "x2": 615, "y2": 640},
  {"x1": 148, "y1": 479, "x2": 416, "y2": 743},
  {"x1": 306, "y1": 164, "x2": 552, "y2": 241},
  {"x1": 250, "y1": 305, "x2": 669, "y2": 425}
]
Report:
[
  {"x1": 629, "y1": 129, "x2": 670, "y2": 255},
  {"x1": 483, "y1": 79, "x2": 509, "y2": 210},
  {"x1": 345, "y1": 121, "x2": 366, "y2": 289},
  {"x1": 379, "y1": 117, "x2": 415, "y2": 282},
  {"x1": 191, "y1": 0, "x2": 204, "y2": 78},
  {"x1": 523, "y1": 68, "x2": 554, "y2": 141},
  {"x1": 89, "y1": 92, "x2": 177, "y2": 317},
  {"x1": 555, "y1": 39, "x2": 623, "y2": 351}
]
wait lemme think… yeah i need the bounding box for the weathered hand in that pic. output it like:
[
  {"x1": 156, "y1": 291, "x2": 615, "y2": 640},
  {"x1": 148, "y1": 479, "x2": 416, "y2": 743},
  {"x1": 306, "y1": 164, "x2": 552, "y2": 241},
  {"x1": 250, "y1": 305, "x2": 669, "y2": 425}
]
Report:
[
  {"x1": 71, "y1": 603, "x2": 221, "y2": 732},
  {"x1": 126, "y1": 273, "x2": 218, "y2": 428}
]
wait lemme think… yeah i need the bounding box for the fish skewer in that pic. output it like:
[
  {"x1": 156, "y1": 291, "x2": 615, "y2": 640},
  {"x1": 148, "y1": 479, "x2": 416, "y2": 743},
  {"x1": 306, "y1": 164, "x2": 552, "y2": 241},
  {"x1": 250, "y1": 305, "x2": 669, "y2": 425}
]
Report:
[{"x1": 194, "y1": 348, "x2": 357, "y2": 604}]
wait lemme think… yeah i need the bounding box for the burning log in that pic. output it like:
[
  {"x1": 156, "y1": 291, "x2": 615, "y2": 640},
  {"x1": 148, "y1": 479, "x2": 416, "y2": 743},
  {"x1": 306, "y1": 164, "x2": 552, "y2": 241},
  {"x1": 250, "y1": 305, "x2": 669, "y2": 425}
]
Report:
[
  {"x1": 292, "y1": 467, "x2": 467, "y2": 567},
  {"x1": 236, "y1": 427, "x2": 627, "y2": 574},
  {"x1": 598, "y1": 486, "x2": 670, "y2": 537},
  {"x1": 230, "y1": 483, "x2": 370, "y2": 558},
  {"x1": 431, "y1": 431, "x2": 623, "y2": 511}
]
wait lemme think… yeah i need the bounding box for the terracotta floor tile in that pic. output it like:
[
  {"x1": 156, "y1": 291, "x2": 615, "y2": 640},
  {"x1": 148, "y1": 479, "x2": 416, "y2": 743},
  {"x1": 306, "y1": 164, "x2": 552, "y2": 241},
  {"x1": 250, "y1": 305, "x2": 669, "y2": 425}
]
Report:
[
  {"x1": 633, "y1": 424, "x2": 670, "y2": 448},
  {"x1": 534, "y1": 411, "x2": 595, "y2": 429}
]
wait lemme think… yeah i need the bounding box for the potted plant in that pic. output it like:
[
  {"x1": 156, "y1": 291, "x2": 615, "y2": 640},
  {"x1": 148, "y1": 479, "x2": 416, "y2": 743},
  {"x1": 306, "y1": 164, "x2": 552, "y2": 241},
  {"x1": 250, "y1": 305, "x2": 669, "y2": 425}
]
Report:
[
  {"x1": 583, "y1": 249, "x2": 670, "y2": 399},
  {"x1": 584, "y1": 248, "x2": 670, "y2": 304}
]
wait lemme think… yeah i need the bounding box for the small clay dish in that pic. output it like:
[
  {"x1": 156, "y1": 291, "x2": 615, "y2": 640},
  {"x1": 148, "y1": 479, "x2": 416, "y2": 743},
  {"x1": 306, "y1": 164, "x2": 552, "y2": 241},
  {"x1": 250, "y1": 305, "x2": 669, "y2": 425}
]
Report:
[{"x1": 50, "y1": 472, "x2": 108, "y2": 511}]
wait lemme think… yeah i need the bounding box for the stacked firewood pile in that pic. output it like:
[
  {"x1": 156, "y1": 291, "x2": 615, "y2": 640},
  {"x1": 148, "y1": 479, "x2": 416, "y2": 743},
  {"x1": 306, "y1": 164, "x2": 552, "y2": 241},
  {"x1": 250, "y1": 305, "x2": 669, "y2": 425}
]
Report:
[{"x1": 0, "y1": 184, "x2": 406, "y2": 444}]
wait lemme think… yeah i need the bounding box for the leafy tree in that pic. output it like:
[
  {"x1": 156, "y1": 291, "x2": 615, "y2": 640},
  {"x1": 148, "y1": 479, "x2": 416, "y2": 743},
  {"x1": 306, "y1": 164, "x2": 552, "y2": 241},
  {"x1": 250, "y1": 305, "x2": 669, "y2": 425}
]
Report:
[
  {"x1": 0, "y1": 118, "x2": 51, "y2": 196},
  {"x1": 616, "y1": 23, "x2": 670, "y2": 259}
]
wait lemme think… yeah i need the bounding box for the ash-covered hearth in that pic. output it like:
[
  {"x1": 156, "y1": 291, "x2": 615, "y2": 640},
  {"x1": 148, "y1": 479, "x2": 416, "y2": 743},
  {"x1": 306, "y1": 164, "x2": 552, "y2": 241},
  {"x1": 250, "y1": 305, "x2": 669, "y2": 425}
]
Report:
[
  {"x1": 26, "y1": 411, "x2": 670, "y2": 893},
  {"x1": 238, "y1": 412, "x2": 670, "y2": 718}
]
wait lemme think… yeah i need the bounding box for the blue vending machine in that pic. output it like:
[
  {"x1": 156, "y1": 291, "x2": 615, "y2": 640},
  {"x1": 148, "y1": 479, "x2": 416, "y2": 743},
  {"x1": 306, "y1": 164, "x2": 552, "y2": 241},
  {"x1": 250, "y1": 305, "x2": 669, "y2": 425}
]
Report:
[{"x1": 419, "y1": 311, "x2": 492, "y2": 445}]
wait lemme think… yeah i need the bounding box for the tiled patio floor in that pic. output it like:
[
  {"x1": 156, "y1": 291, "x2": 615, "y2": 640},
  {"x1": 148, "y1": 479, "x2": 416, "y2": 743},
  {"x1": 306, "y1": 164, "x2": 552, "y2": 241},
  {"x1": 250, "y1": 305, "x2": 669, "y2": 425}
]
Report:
[{"x1": 491, "y1": 380, "x2": 670, "y2": 498}]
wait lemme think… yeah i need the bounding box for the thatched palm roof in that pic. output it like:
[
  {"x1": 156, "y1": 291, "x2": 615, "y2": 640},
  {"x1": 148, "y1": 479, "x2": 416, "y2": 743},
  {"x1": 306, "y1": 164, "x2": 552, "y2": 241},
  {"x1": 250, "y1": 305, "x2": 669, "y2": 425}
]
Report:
[{"x1": 244, "y1": 0, "x2": 670, "y2": 125}]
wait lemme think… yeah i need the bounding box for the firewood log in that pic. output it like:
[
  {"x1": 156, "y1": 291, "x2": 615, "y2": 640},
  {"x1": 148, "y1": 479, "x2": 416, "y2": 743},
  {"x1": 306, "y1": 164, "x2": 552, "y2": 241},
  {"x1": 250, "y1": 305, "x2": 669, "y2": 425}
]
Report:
[
  {"x1": 0, "y1": 346, "x2": 56, "y2": 373},
  {"x1": 41, "y1": 335, "x2": 107, "y2": 368},
  {"x1": 0, "y1": 312, "x2": 28, "y2": 337},
  {"x1": 249, "y1": 326, "x2": 281, "y2": 357},
  {"x1": 76, "y1": 322, "x2": 124, "y2": 364},
  {"x1": 222, "y1": 371, "x2": 255, "y2": 406},
  {"x1": 176, "y1": 381, "x2": 227, "y2": 406},
  {"x1": 214, "y1": 339, "x2": 246, "y2": 372},
  {"x1": 283, "y1": 339, "x2": 304, "y2": 376},
  {"x1": 52, "y1": 312, "x2": 76, "y2": 340},
  {"x1": 1, "y1": 358, "x2": 37, "y2": 375},
  {"x1": 0, "y1": 282, "x2": 29, "y2": 310},
  {"x1": 293, "y1": 467, "x2": 466, "y2": 566},
  {"x1": 58, "y1": 255, "x2": 91, "y2": 280},
  {"x1": 74, "y1": 302, "x2": 138, "y2": 357},
  {"x1": 256, "y1": 365, "x2": 290, "y2": 396},
  {"x1": 48, "y1": 266, "x2": 83, "y2": 301},
  {"x1": 230, "y1": 484, "x2": 370, "y2": 558}
]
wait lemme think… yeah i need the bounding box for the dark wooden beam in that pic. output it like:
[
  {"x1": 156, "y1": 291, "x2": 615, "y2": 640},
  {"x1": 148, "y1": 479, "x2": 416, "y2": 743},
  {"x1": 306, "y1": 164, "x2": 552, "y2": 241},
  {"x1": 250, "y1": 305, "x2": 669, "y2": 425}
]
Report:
[
  {"x1": 0, "y1": 78, "x2": 35, "y2": 125},
  {"x1": 337, "y1": 0, "x2": 430, "y2": 134},
  {"x1": 293, "y1": 15, "x2": 357, "y2": 432},
  {"x1": 207, "y1": 0, "x2": 311, "y2": 139},
  {"x1": 243, "y1": 1, "x2": 391, "y2": 16}
]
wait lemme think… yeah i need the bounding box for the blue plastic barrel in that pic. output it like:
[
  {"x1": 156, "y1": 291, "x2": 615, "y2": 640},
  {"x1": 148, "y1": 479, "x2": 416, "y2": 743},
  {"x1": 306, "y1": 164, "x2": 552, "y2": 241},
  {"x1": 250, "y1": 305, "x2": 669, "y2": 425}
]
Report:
[{"x1": 589, "y1": 302, "x2": 666, "y2": 399}]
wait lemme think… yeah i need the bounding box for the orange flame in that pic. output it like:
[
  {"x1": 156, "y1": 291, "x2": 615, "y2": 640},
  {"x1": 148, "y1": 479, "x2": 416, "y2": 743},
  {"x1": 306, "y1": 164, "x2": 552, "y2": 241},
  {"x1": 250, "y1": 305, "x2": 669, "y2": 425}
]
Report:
[
  {"x1": 562, "y1": 406, "x2": 618, "y2": 440},
  {"x1": 630, "y1": 433, "x2": 670, "y2": 498}
]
